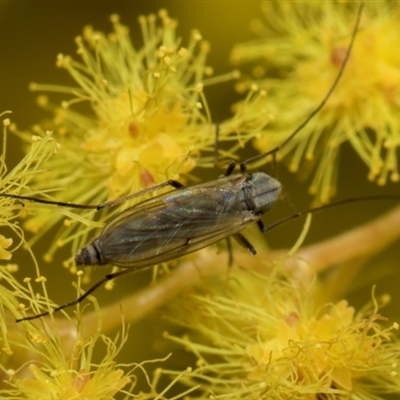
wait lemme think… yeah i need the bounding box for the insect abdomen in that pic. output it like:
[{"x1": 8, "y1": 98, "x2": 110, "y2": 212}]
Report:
[{"x1": 75, "y1": 239, "x2": 104, "y2": 266}]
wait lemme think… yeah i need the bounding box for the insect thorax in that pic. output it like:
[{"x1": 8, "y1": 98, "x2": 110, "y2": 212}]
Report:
[{"x1": 241, "y1": 172, "x2": 281, "y2": 215}]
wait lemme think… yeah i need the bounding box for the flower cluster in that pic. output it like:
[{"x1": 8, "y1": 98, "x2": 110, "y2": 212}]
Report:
[
  {"x1": 0, "y1": 114, "x2": 62, "y2": 263},
  {"x1": 0, "y1": 263, "x2": 141, "y2": 399},
  {"x1": 0, "y1": 114, "x2": 139, "y2": 399},
  {"x1": 11, "y1": 10, "x2": 271, "y2": 267},
  {"x1": 163, "y1": 270, "x2": 400, "y2": 399},
  {"x1": 1, "y1": 3, "x2": 400, "y2": 399},
  {"x1": 232, "y1": 1, "x2": 400, "y2": 202}
]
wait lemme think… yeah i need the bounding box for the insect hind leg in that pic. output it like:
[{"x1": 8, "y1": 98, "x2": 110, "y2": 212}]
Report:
[{"x1": 16, "y1": 268, "x2": 134, "y2": 322}]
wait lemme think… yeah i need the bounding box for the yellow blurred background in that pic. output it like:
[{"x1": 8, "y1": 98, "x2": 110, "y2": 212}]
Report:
[{"x1": 0, "y1": 1, "x2": 399, "y2": 395}]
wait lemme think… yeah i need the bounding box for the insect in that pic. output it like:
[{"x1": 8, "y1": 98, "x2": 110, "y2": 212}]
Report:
[{"x1": 2, "y1": 4, "x2": 386, "y2": 322}]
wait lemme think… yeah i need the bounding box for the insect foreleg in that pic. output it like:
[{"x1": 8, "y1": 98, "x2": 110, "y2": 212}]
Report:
[
  {"x1": 232, "y1": 233, "x2": 257, "y2": 255},
  {"x1": 223, "y1": 161, "x2": 236, "y2": 177}
]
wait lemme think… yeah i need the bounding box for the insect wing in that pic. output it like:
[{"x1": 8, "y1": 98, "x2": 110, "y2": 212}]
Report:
[{"x1": 96, "y1": 175, "x2": 257, "y2": 268}]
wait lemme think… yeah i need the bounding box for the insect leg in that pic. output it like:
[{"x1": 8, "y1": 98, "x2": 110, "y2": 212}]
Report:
[
  {"x1": 232, "y1": 233, "x2": 257, "y2": 255},
  {"x1": 225, "y1": 234, "x2": 257, "y2": 268},
  {"x1": 0, "y1": 192, "x2": 99, "y2": 209},
  {"x1": 226, "y1": 237, "x2": 233, "y2": 267},
  {"x1": 257, "y1": 220, "x2": 265, "y2": 232},
  {"x1": 239, "y1": 3, "x2": 364, "y2": 173},
  {"x1": 0, "y1": 179, "x2": 184, "y2": 210},
  {"x1": 16, "y1": 268, "x2": 134, "y2": 322},
  {"x1": 223, "y1": 161, "x2": 236, "y2": 177}
]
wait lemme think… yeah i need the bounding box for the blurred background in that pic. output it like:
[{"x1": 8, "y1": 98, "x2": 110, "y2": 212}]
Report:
[
  {"x1": 0, "y1": 1, "x2": 399, "y2": 394},
  {"x1": 0, "y1": 1, "x2": 262, "y2": 129}
]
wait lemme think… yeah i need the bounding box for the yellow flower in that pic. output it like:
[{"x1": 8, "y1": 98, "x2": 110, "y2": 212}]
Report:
[
  {"x1": 0, "y1": 265, "x2": 136, "y2": 400},
  {"x1": 231, "y1": 2, "x2": 400, "y2": 203},
  {"x1": 0, "y1": 120, "x2": 197, "y2": 398},
  {"x1": 0, "y1": 265, "x2": 198, "y2": 399},
  {"x1": 0, "y1": 235, "x2": 12, "y2": 261},
  {"x1": 0, "y1": 113, "x2": 62, "y2": 263},
  {"x1": 247, "y1": 300, "x2": 382, "y2": 392},
  {"x1": 0, "y1": 115, "x2": 142, "y2": 399},
  {"x1": 164, "y1": 270, "x2": 400, "y2": 399},
  {"x1": 11, "y1": 10, "x2": 269, "y2": 266}
]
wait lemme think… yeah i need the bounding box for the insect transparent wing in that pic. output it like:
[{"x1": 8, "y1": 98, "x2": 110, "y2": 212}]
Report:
[{"x1": 96, "y1": 178, "x2": 258, "y2": 268}]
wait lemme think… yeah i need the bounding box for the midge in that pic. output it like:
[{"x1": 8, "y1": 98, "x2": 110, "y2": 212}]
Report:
[{"x1": 3, "y1": 6, "x2": 368, "y2": 322}]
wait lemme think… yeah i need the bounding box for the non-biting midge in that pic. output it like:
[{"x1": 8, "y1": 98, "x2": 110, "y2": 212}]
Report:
[{"x1": 0, "y1": 5, "x2": 369, "y2": 322}]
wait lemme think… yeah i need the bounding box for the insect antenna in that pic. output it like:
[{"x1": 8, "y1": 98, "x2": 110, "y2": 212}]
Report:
[{"x1": 240, "y1": 3, "x2": 364, "y2": 173}]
